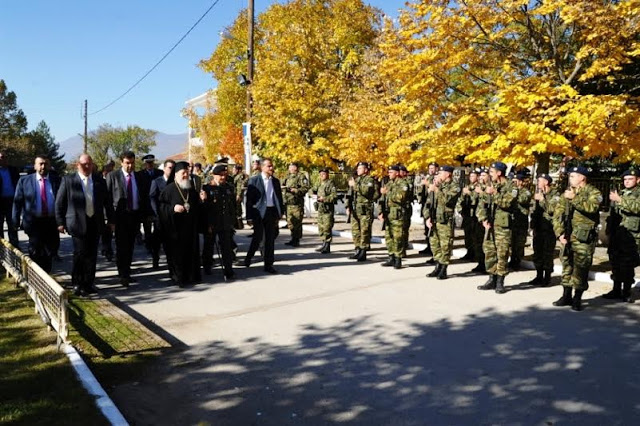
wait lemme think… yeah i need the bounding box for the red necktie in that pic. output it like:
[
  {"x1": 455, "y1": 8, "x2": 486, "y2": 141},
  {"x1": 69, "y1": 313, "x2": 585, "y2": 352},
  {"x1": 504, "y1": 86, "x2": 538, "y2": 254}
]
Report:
[
  {"x1": 126, "y1": 174, "x2": 133, "y2": 210},
  {"x1": 41, "y1": 178, "x2": 48, "y2": 216}
]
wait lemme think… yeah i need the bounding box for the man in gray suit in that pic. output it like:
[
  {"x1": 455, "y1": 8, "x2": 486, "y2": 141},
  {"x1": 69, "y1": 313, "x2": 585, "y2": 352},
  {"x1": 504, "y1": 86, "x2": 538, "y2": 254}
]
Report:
[
  {"x1": 243, "y1": 158, "x2": 284, "y2": 274},
  {"x1": 12, "y1": 154, "x2": 60, "y2": 272},
  {"x1": 55, "y1": 154, "x2": 110, "y2": 296},
  {"x1": 149, "y1": 159, "x2": 175, "y2": 269}
]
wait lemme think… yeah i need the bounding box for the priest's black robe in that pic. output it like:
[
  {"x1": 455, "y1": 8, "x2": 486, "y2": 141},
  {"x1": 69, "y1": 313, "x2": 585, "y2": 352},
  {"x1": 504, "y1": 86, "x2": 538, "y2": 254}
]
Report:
[{"x1": 159, "y1": 182, "x2": 202, "y2": 286}]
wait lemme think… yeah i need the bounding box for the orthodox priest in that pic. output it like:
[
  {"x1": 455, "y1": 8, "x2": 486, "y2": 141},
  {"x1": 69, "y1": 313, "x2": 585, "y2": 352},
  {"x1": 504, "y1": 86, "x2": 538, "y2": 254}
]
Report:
[{"x1": 159, "y1": 161, "x2": 206, "y2": 287}]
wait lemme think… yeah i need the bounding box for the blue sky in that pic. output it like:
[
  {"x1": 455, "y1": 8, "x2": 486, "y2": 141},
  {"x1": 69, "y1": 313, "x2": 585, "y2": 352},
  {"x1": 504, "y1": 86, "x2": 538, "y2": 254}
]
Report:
[{"x1": 1, "y1": 0, "x2": 408, "y2": 142}]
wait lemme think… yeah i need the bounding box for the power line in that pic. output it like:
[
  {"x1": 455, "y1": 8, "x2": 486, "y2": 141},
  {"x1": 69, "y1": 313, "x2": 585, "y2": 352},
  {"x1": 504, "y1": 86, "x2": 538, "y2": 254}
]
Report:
[{"x1": 90, "y1": 0, "x2": 223, "y2": 116}]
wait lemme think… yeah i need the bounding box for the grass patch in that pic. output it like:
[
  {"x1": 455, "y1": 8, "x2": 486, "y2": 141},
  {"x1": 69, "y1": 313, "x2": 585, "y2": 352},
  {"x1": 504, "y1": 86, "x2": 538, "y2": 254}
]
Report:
[{"x1": 0, "y1": 279, "x2": 108, "y2": 426}]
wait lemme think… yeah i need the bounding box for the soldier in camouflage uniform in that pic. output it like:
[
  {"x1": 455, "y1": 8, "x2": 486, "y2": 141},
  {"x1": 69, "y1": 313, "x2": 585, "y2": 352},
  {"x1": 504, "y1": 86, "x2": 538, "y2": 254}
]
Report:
[
  {"x1": 604, "y1": 169, "x2": 640, "y2": 303},
  {"x1": 283, "y1": 163, "x2": 310, "y2": 247},
  {"x1": 201, "y1": 164, "x2": 236, "y2": 281},
  {"x1": 477, "y1": 162, "x2": 518, "y2": 294},
  {"x1": 460, "y1": 168, "x2": 480, "y2": 262},
  {"x1": 425, "y1": 166, "x2": 461, "y2": 279},
  {"x1": 509, "y1": 172, "x2": 533, "y2": 270},
  {"x1": 250, "y1": 159, "x2": 261, "y2": 177},
  {"x1": 471, "y1": 169, "x2": 490, "y2": 272},
  {"x1": 347, "y1": 162, "x2": 380, "y2": 262},
  {"x1": 417, "y1": 162, "x2": 439, "y2": 257},
  {"x1": 379, "y1": 165, "x2": 410, "y2": 269},
  {"x1": 313, "y1": 168, "x2": 337, "y2": 254},
  {"x1": 552, "y1": 166, "x2": 602, "y2": 311},
  {"x1": 528, "y1": 173, "x2": 561, "y2": 287},
  {"x1": 232, "y1": 164, "x2": 248, "y2": 229},
  {"x1": 398, "y1": 165, "x2": 413, "y2": 256}
]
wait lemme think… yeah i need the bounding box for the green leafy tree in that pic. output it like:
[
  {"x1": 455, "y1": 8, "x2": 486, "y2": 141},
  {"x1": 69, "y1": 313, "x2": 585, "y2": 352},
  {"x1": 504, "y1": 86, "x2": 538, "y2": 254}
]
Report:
[
  {"x1": 0, "y1": 79, "x2": 30, "y2": 165},
  {"x1": 87, "y1": 124, "x2": 157, "y2": 169},
  {"x1": 27, "y1": 121, "x2": 66, "y2": 173}
]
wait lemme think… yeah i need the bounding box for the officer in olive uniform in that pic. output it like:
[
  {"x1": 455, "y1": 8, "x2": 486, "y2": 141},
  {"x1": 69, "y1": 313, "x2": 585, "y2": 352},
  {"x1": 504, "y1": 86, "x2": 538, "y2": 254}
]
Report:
[
  {"x1": 477, "y1": 162, "x2": 518, "y2": 294},
  {"x1": 509, "y1": 172, "x2": 532, "y2": 270},
  {"x1": 418, "y1": 162, "x2": 439, "y2": 256},
  {"x1": 250, "y1": 159, "x2": 261, "y2": 177},
  {"x1": 552, "y1": 166, "x2": 602, "y2": 311},
  {"x1": 283, "y1": 163, "x2": 310, "y2": 247},
  {"x1": 314, "y1": 168, "x2": 337, "y2": 254},
  {"x1": 201, "y1": 164, "x2": 236, "y2": 281},
  {"x1": 232, "y1": 164, "x2": 248, "y2": 229},
  {"x1": 426, "y1": 166, "x2": 461, "y2": 279},
  {"x1": 528, "y1": 173, "x2": 561, "y2": 287},
  {"x1": 604, "y1": 169, "x2": 640, "y2": 302},
  {"x1": 398, "y1": 165, "x2": 413, "y2": 256},
  {"x1": 347, "y1": 162, "x2": 380, "y2": 262},
  {"x1": 460, "y1": 168, "x2": 480, "y2": 262},
  {"x1": 379, "y1": 165, "x2": 410, "y2": 269}
]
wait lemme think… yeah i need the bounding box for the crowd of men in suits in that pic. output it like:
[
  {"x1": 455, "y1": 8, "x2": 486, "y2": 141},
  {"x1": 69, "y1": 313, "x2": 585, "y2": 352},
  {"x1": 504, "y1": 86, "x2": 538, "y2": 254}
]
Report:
[{"x1": 4, "y1": 151, "x2": 639, "y2": 312}]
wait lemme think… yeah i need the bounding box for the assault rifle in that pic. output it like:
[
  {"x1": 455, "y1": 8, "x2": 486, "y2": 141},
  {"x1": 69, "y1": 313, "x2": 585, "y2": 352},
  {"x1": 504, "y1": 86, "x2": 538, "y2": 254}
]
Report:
[
  {"x1": 380, "y1": 176, "x2": 390, "y2": 231},
  {"x1": 484, "y1": 183, "x2": 496, "y2": 242},
  {"x1": 562, "y1": 185, "x2": 575, "y2": 266},
  {"x1": 427, "y1": 180, "x2": 438, "y2": 238}
]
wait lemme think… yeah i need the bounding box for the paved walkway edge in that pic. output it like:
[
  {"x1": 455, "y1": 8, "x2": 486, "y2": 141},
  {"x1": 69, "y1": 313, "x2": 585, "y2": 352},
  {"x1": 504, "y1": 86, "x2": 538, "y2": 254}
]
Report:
[
  {"x1": 63, "y1": 344, "x2": 129, "y2": 426},
  {"x1": 302, "y1": 224, "x2": 627, "y2": 285}
]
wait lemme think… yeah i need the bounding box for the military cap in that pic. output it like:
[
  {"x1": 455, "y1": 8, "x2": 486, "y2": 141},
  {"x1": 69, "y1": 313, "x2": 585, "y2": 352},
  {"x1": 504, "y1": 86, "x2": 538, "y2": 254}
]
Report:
[
  {"x1": 515, "y1": 172, "x2": 528, "y2": 180},
  {"x1": 569, "y1": 166, "x2": 589, "y2": 176},
  {"x1": 490, "y1": 162, "x2": 508, "y2": 172},
  {"x1": 440, "y1": 165, "x2": 454, "y2": 173},
  {"x1": 537, "y1": 173, "x2": 553, "y2": 183},
  {"x1": 469, "y1": 168, "x2": 481, "y2": 175},
  {"x1": 397, "y1": 165, "x2": 407, "y2": 172},
  {"x1": 174, "y1": 161, "x2": 189, "y2": 173},
  {"x1": 429, "y1": 162, "x2": 439, "y2": 167},
  {"x1": 389, "y1": 164, "x2": 400, "y2": 172},
  {"x1": 319, "y1": 168, "x2": 330, "y2": 174},
  {"x1": 142, "y1": 154, "x2": 155, "y2": 163},
  {"x1": 215, "y1": 157, "x2": 229, "y2": 164},
  {"x1": 212, "y1": 164, "x2": 228, "y2": 175},
  {"x1": 622, "y1": 169, "x2": 639, "y2": 177},
  {"x1": 356, "y1": 161, "x2": 370, "y2": 168}
]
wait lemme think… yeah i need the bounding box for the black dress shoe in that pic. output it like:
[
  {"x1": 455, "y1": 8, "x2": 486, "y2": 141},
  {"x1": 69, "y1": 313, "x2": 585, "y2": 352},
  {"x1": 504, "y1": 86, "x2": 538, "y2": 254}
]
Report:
[
  {"x1": 128, "y1": 277, "x2": 137, "y2": 283},
  {"x1": 73, "y1": 286, "x2": 83, "y2": 296},
  {"x1": 85, "y1": 286, "x2": 99, "y2": 294},
  {"x1": 224, "y1": 273, "x2": 236, "y2": 282},
  {"x1": 203, "y1": 266, "x2": 212, "y2": 275},
  {"x1": 264, "y1": 266, "x2": 278, "y2": 274},
  {"x1": 120, "y1": 277, "x2": 130, "y2": 287}
]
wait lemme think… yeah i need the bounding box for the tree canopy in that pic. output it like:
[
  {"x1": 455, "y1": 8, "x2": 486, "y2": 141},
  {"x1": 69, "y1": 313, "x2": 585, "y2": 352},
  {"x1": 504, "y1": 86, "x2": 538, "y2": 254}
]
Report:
[{"x1": 86, "y1": 124, "x2": 157, "y2": 169}]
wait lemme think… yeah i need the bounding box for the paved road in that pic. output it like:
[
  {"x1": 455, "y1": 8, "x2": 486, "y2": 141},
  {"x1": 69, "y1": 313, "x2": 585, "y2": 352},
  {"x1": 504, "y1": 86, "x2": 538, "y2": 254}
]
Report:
[{"x1": 48, "y1": 229, "x2": 640, "y2": 425}]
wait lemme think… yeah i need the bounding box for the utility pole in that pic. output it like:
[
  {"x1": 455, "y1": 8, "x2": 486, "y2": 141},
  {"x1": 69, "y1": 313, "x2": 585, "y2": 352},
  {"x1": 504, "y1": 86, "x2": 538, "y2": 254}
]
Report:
[
  {"x1": 247, "y1": 0, "x2": 254, "y2": 123},
  {"x1": 83, "y1": 99, "x2": 88, "y2": 153}
]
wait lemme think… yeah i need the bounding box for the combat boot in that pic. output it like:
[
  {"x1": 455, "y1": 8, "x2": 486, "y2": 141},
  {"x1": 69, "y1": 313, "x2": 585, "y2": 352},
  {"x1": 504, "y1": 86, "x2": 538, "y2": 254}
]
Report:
[
  {"x1": 292, "y1": 238, "x2": 301, "y2": 247},
  {"x1": 437, "y1": 264, "x2": 448, "y2": 280},
  {"x1": 427, "y1": 263, "x2": 441, "y2": 277},
  {"x1": 425, "y1": 257, "x2": 436, "y2": 265},
  {"x1": 284, "y1": 239, "x2": 295, "y2": 246},
  {"x1": 393, "y1": 257, "x2": 402, "y2": 270},
  {"x1": 381, "y1": 255, "x2": 395, "y2": 267},
  {"x1": 495, "y1": 275, "x2": 506, "y2": 294},
  {"x1": 542, "y1": 270, "x2": 552, "y2": 287},
  {"x1": 571, "y1": 289, "x2": 584, "y2": 311},
  {"x1": 602, "y1": 281, "x2": 622, "y2": 300},
  {"x1": 553, "y1": 286, "x2": 573, "y2": 307},
  {"x1": 320, "y1": 242, "x2": 331, "y2": 254},
  {"x1": 622, "y1": 281, "x2": 634, "y2": 303},
  {"x1": 477, "y1": 274, "x2": 497, "y2": 290},
  {"x1": 461, "y1": 251, "x2": 475, "y2": 261},
  {"x1": 471, "y1": 261, "x2": 486, "y2": 273},
  {"x1": 527, "y1": 269, "x2": 544, "y2": 286},
  {"x1": 349, "y1": 248, "x2": 362, "y2": 260},
  {"x1": 357, "y1": 249, "x2": 367, "y2": 262},
  {"x1": 315, "y1": 242, "x2": 326, "y2": 252},
  {"x1": 419, "y1": 246, "x2": 432, "y2": 256}
]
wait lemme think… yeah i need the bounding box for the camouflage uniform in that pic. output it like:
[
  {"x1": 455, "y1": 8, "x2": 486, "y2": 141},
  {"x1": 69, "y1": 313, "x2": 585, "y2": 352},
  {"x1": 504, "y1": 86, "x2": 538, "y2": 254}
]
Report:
[
  {"x1": 315, "y1": 178, "x2": 337, "y2": 243},
  {"x1": 233, "y1": 171, "x2": 248, "y2": 228},
  {"x1": 477, "y1": 179, "x2": 518, "y2": 293},
  {"x1": 352, "y1": 175, "x2": 379, "y2": 253},
  {"x1": 553, "y1": 184, "x2": 602, "y2": 293},
  {"x1": 283, "y1": 172, "x2": 310, "y2": 244},
  {"x1": 402, "y1": 175, "x2": 414, "y2": 254},
  {"x1": 426, "y1": 179, "x2": 461, "y2": 269},
  {"x1": 529, "y1": 187, "x2": 561, "y2": 285},
  {"x1": 509, "y1": 185, "x2": 532, "y2": 268},
  {"x1": 472, "y1": 183, "x2": 487, "y2": 268},
  {"x1": 418, "y1": 174, "x2": 437, "y2": 254},
  {"x1": 605, "y1": 183, "x2": 640, "y2": 301},
  {"x1": 460, "y1": 182, "x2": 479, "y2": 260},
  {"x1": 380, "y1": 177, "x2": 410, "y2": 263}
]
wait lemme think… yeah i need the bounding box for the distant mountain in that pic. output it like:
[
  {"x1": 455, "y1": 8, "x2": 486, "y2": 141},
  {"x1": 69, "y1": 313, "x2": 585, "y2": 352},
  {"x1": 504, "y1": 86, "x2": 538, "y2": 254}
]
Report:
[{"x1": 58, "y1": 132, "x2": 189, "y2": 162}]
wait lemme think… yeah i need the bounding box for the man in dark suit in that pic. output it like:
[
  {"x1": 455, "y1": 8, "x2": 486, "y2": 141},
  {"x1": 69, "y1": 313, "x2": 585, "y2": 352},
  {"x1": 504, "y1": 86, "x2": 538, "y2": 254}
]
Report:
[
  {"x1": 0, "y1": 151, "x2": 21, "y2": 246},
  {"x1": 55, "y1": 154, "x2": 109, "y2": 296},
  {"x1": 149, "y1": 159, "x2": 175, "y2": 269},
  {"x1": 140, "y1": 154, "x2": 163, "y2": 250},
  {"x1": 12, "y1": 154, "x2": 60, "y2": 272},
  {"x1": 244, "y1": 158, "x2": 284, "y2": 274},
  {"x1": 106, "y1": 151, "x2": 151, "y2": 286}
]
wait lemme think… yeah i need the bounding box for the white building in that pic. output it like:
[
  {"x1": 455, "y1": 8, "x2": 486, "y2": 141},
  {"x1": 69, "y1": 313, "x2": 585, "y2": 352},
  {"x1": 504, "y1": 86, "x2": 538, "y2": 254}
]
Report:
[{"x1": 184, "y1": 90, "x2": 217, "y2": 162}]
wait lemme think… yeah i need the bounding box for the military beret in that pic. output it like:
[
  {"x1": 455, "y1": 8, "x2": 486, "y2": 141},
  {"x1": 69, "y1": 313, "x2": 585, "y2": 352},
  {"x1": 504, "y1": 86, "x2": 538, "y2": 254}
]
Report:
[
  {"x1": 398, "y1": 165, "x2": 408, "y2": 172},
  {"x1": 357, "y1": 161, "x2": 369, "y2": 168},
  {"x1": 174, "y1": 161, "x2": 189, "y2": 173},
  {"x1": 212, "y1": 164, "x2": 228, "y2": 175},
  {"x1": 429, "y1": 162, "x2": 439, "y2": 167},
  {"x1": 319, "y1": 168, "x2": 330, "y2": 174},
  {"x1": 537, "y1": 173, "x2": 553, "y2": 183},
  {"x1": 440, "y1": 165, "x2": 454, "y2": 173},
  {"x1": 479, "y1": 167, "x2": 489, "y2": 174},
  {"x1": 622, "y1": 169, "x2": 639, "y2": 177},
  {"x1": 491, "y1": 162, "x2": 508, "y2": 172},
  {"x1": 142, "y1": 154, "x2": 155, "y2": 163},
  {"x1": 569, "y1": 166, "x2": 589, "y2": 176},
  {"x1": 515, "y1": 173, "x2": 528, "y2": 180},
  {"x1": 389, "y1": 164, "x2": 400, "y2": 172}
]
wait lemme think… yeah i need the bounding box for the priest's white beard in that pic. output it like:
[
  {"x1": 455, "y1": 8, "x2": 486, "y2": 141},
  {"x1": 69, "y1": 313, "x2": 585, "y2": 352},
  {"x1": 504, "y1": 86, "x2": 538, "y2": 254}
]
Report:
[{"x1": 176, "y1": 176, "x2": 192, "y2": 190}]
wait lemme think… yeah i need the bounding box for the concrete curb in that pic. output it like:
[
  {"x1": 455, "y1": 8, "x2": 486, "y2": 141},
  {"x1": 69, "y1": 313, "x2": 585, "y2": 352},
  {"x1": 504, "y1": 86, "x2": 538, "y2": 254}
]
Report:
[
  {"x1": 302, "y1": 224, "x2": 621, "y2": 285},
  {"x1": 63, "y1": 344, "x2": 128, "y2": 426}
]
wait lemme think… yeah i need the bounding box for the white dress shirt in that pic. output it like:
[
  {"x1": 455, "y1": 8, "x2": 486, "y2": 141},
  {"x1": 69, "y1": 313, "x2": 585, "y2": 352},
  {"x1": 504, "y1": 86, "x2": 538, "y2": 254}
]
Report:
[
  {"x1": 79, "y1": 173, "x2": 94, "y2": 217},
  {"x1": 262, "y1": 172, "x2": 275, "y2": 207}
]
